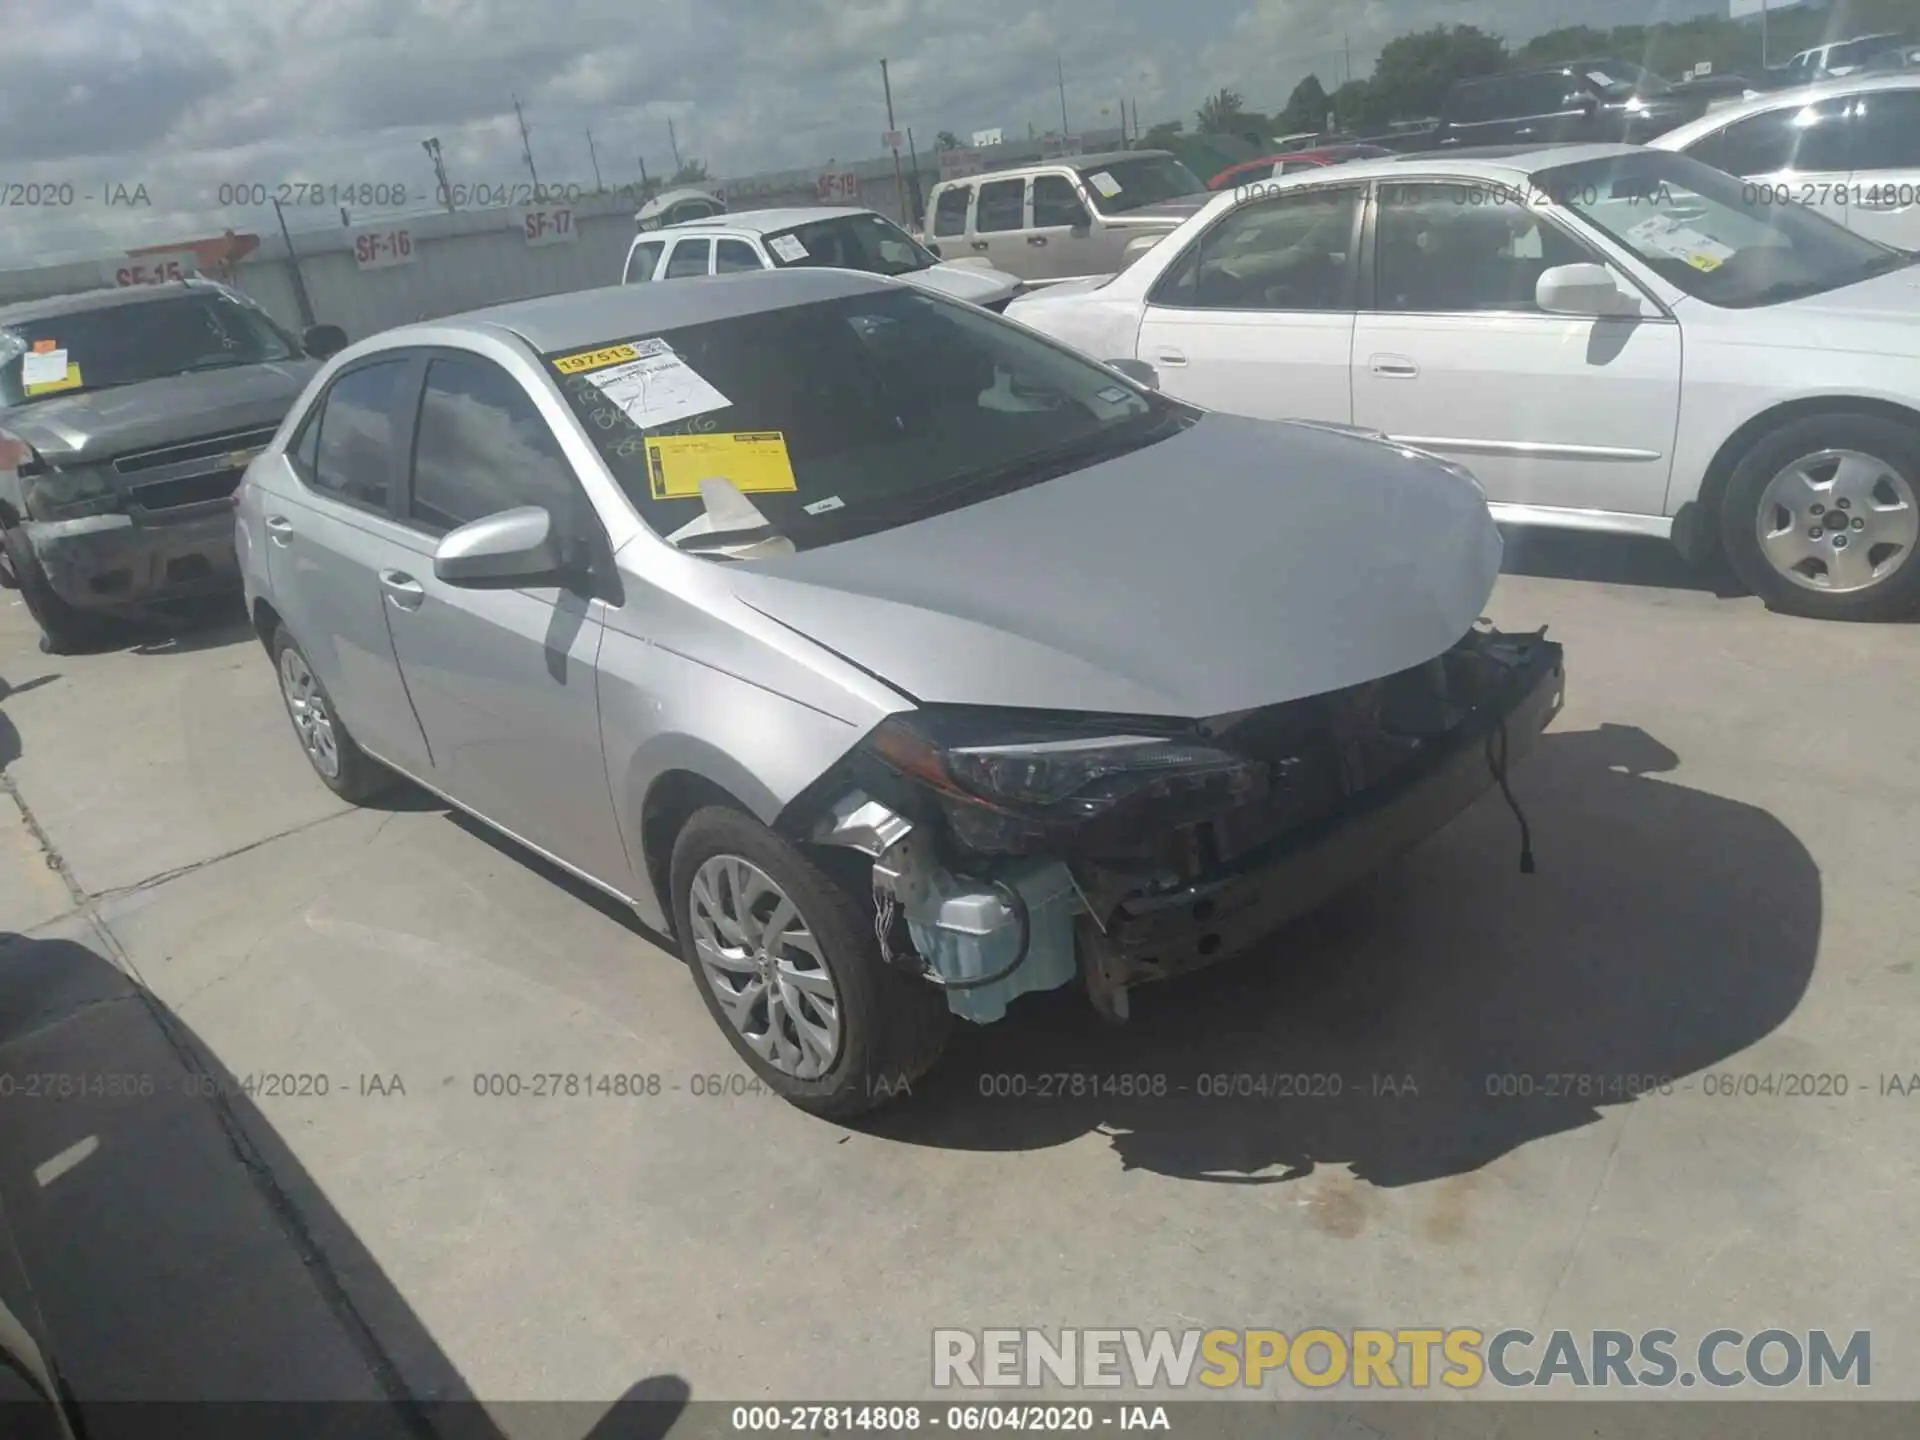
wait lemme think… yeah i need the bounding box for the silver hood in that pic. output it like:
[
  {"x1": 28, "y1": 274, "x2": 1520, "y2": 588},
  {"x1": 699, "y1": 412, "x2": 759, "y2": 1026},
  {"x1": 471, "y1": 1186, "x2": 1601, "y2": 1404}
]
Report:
[{"x1": 727, "y1": 414, "x2": 1502, "y2": 718}]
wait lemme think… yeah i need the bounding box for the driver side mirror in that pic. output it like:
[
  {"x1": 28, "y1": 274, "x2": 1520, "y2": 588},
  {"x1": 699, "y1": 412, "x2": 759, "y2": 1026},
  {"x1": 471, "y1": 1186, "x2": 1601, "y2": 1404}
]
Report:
[
  {"x1": 924, "y1": 240, "x2": 943, "y2": 256},
  {"x1": 302, "y1": 324, "x2": 348, "y2": 359},
  {"x1": 1535, "y1": 263, "x2": 1639, "y2": 318},
  {"x1": 433, "y1": 505, "x2": 571, "y2": 589},
  {"x1": 1104, "y1": 357, "x2": 1160, "y2": 390}
]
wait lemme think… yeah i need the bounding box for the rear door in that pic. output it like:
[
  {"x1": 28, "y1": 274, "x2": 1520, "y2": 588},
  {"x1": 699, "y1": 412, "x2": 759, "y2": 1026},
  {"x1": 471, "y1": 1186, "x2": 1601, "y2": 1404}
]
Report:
[
  {"x1": 378, "y1": 350, "x2": 628, "y2": 887},
  {"x1": 1844, "y1": 86, "x2": 1920, "y2": 251},
  {"x1": 1681, "y1": 98, "x2": 1854, "y2": 227},
  {"x1": 260, "y1": 357, "x2": 432, "y2": 773},
  {"x1": 1132, "y1": 183, "x2": 1362, "y2": 423}
]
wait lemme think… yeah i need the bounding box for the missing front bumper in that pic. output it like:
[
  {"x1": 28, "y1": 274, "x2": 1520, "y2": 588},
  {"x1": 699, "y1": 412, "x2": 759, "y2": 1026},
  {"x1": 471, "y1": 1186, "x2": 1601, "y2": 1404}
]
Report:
[{"x1": 24, "y1": 509, "x2": 240, "y2": 612}]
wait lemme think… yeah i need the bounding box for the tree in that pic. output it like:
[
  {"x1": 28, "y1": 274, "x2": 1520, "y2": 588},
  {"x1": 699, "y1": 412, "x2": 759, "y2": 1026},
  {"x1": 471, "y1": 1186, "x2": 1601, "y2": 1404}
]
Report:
[
  {"x1": 1514, "y1": 25, "x2": 1613, "y2": 67},
  {"x1": 1277, "y1": 73, "x2": 1331, "y2": 135},
  {"x1": 670, "y1": 159, "x2": 709, "y2": 185},
  {"x1": 1369, "y1": 23, "x2": 1507, "y2": 120},
  {"x1": 1329, "y1": 79, "x2": 1382, "y2": 133},
  {"x1": 1141, "y1": 118, "x2": 1184, "y2": 148},
  {"x1": 934, "y1": 130, "x2": 962, "y2": 151},
  {"x1": 1195, "y1": 87, "x2": 1249, "y2": 135}
]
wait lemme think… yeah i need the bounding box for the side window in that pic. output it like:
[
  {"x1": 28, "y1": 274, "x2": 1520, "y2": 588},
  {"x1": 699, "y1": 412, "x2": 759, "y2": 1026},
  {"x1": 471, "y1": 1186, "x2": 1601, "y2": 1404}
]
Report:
[
  {"x1": 933, "y1": 185, "x2": 972, "y2": 237},
  {"x1": 1277, "y1": 159, "x2": 1315, "y2": 176},
  {"x1": 1374, "y1": 182, "x2": 1598, "y2": 314},
  {"x1": 309, "y1": 360, "x2": 410, "y2": 511},
  {"x1": 1523, "y1": 73, "x2": 1582, "y2": 112},
  {"x1": 663, "y1": 238, "x2": 712, "y2": 278},
  {"x1": 623, "y1": 240, "x2": 664, "y2": 284},
  {"x1": 1688, "y1": 103, "x2": 1851, "y2": 175},
  {"x1": 407, "y1": 356, "x2": 579, "y2": 536},
  {"x1": 975, "y1": 178, "x2": 1026, "y2": 233},
  {"x1": 288, "y1": 402, "x2": 322, "y2": 482},
  {"x1": 1849, "y1": 90, "x2": 1920, "y2": 171},
  {"x1": 1151, "y1": 187, "x2": 1360, "y2": 312},
  {"x1": 714, "y1": 238, "x2": 764, "y2": 273},
  {"x1": 1032, "y1": 174, "x2": 1089, "y2": 228}
]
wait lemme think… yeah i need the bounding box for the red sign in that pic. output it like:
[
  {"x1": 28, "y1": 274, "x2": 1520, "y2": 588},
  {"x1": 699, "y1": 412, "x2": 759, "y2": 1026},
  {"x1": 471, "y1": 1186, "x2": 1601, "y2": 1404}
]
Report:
[
  {"x1": 354, "y1": 228, "x2": 415, "y2": 270},
  {"x1": 114, "y1": 250, "x2": 197, "y2": 287},
  {"x1": 815, "y1": 171, "x2": 860, "y2": 202},
  {"x1": 522, "y1": 206, "x2": 575, "y2": 246}
]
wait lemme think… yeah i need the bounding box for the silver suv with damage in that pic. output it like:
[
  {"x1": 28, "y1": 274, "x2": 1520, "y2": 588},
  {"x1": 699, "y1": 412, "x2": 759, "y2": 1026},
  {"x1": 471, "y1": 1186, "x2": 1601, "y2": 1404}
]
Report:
[
  {"x1": 0, "y1": 280, "x2": 346, "y2": 653},
  {"x1": 237, "y1": 269, "x2": 1565, "y2": 1118}
]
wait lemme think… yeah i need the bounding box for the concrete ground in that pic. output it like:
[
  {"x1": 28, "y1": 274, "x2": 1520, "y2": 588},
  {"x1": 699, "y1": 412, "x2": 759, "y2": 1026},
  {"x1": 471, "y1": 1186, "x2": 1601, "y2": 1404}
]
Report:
[{"x1": 1, "y1": 533, "x2": 1917, "y2": 1436}]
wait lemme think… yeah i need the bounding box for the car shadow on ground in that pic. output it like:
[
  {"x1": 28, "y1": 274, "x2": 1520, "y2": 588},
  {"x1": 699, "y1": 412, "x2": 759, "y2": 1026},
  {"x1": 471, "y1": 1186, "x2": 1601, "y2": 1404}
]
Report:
[
  {"x1": 1496, "y1": 527, "x2": 1735, "y2": 595},
  {"x1": 863, "y1": 722, "x2": 1823, "y2": 1189},
  {"x1": 0, "y1": 931, "x2": 695, "y2": 1440}
]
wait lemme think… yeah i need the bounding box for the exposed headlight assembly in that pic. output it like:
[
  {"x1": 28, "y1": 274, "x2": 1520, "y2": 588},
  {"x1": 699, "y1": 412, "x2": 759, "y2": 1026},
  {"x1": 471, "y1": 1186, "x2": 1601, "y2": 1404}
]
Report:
[
  {"x1": 868, "y1": 708, "x2": 1268, "y2": 854},
  {"x1": 23, "y1": 461, "x2": 120, "y2": 521}
]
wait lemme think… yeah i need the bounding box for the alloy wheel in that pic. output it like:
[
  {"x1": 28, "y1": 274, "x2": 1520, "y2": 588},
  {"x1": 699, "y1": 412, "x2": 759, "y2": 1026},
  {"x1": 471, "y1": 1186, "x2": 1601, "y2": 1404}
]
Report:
[
  {"x1": 688, "y1": 854, "x2": 842, "y2": 1079},
  {"x1": 1755, "y1": 448, "x2": 1919, "y2": 596},
  {"x1": 278, "y1": 646, "x2": 341, "y2": 779}
]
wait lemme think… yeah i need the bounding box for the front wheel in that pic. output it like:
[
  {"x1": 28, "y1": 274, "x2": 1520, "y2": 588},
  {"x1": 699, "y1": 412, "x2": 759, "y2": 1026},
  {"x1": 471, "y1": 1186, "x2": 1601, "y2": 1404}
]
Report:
[
  {"x1": 2, "y1": 528, "x2": 111, "y2": 655},
  {"x1": 1719, "y1": 413, "x2": 1920, "y2": 621},
  {"x1": 670, "y1": 806, "x2": 949, "y2": 1118}
]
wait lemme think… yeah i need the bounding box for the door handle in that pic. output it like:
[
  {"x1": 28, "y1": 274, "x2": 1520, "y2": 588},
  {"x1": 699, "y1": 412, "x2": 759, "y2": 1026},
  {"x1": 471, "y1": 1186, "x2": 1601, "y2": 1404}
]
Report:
[
  {"x1": 378, "y1": 569, "x2": 425, "y2": 611},
  {"x1": 264, "y1": 515, "x2": 294, "y2": 545},
  {"x1": 1153, "y1": 348, "x2": 1188, "y2": 366},
  {"x1": 970, "y1": 240, "x2": 991, "y2": 250},
  {"x1": 1370, "y1": 354, "x2": 1419, "y2": 378},
  {"x1": 1027, "y1": 235, "x2": 1049, "y2": 246}
]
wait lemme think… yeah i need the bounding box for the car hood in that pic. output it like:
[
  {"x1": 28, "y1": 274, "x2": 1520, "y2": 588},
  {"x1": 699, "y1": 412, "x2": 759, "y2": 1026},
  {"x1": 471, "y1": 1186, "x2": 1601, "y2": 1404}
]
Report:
[
  {"x1": 726, "y1": 413, "x2": 1502, "y2": 717},
  {"x1": 1103, "y1": 195, "x2": 1212, "y2": 228},
  {"x1": 898, "y1": 263, "x2": 1022, "y2": 304},
  {"x1": 0, "y1": 359, "x2": 318, "y2": 464}
]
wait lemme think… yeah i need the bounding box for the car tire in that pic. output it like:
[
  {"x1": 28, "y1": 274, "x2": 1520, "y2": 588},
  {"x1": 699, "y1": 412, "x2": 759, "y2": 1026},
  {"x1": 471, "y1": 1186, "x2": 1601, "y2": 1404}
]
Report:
[
  {"x1": 1718, "y1": 412, "x2": 1920, "y2": 622},
  {"x1": 670, "y1": 805, "x2": 950, "y2": 1119},
  {"x1": 2, "y1": 527, "x2": 111, "y2": 655},
  {"x1": 269, "y1": 624, "x2": 392, "y2": 802}
]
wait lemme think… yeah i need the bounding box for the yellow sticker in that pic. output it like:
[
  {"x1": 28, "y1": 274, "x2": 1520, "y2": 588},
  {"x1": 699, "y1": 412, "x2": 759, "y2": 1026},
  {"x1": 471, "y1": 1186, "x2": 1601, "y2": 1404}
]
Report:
[
  {"x1": 24, "y1": 361, "x2": 83, "y2": 397},
  {"x1": 1685, "y1": 253, "x2": 1722, "y2": 272},
  {"x1": 554, "y1": 342, "x2": 641, "y2": 374},
  {"x1": 645, "y1": 432, "x2": 798, "y2": 500}
]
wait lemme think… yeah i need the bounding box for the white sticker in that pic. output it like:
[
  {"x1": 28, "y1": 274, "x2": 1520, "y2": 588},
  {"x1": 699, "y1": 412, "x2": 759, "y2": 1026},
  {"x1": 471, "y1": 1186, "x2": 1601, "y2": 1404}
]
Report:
[
  {"x1": 1585, "y1": 70, "x2": 1617, "y2": 88},
  {"x1": 803, "y1": 495, "x2": 846, "y2": 515},
  {"x1": 768, "y1": 234, "x2": 810, "y2": 263},
  {"x1": 1087, "y1": 170, "x2": 1123, "y2": 199},
  {"x1": 1095, "y1": 385, "x2": 1132, "y2": 404},
  {"x1": 582, "y1": 338, "x2": 731, "y2": 430},
  {"x1": 20, "y1": 349, "x2": 68, "y2": 386},
  {"x1": 1628, "y1": 214, "x2": 1734, "y2": 269}
]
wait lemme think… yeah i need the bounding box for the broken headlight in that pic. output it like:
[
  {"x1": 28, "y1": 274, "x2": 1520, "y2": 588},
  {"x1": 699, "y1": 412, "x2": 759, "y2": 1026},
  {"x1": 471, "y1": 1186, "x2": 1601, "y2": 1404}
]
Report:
[
  {"x1": 22, "y1": 460, "x2": 120, "y2": 521},
  {"x1": 868, "y1": 709, "x2": 1267, "y2": 855}
]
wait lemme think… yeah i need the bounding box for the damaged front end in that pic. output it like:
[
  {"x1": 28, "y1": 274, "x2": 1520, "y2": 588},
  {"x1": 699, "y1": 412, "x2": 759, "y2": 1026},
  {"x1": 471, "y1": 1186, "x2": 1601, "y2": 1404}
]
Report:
[{"x1": 795, "y1": 625, "x2": 1565, "y2": 1025}]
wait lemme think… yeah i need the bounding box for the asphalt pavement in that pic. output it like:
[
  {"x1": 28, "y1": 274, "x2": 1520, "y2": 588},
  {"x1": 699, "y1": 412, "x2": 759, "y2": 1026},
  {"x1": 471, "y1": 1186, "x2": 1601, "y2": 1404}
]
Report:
[{"x1": 1, "y1": 533, "x2": 1917, "y2": 1438}]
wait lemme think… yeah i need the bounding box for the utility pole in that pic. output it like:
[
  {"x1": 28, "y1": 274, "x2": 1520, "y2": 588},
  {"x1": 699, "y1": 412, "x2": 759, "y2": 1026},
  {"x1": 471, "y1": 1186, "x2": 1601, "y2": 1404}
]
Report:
[
  {"x1": 1057, "y1": 56, "x2": 1071, "y2": 138},
  {"x1": 905, "y1": 127, "x2": 923, "y2": 229},
  {"x1": 668, "y1": 119, "x2": 683, "y2": 172},
  {"x1": 880, "y1": 59, "x2": 908, "y2": 227},
  {"x1": 585, "y1": 129, "x2": 604, "y2": 193},
  {"x1": 512, "y1": 95, "x2": 541, "y2": 190},
  {"x1": 1343, "y1": 32, "x2": 1352, "y2": 87},
  {"x1": 271, "y1": 199, "x2": 316, "y2": 329},
  {"x1": 1760, "y1": 0, "x2": 1770, "y2": 68},
  {"x1": 422, "y1": 136, "x2": 454, "y2": 211}
]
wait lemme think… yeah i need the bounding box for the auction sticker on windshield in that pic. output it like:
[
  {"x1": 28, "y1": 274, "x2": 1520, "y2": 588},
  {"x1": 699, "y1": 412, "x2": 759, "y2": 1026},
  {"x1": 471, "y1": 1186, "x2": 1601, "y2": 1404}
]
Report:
[
  {"x1": 769, "y1": 235, "x2": 809, "y2": 262},
  {"x1": 1087, "y1": 171, "x2": 1123, "y2": 199},
  {"x1": 21, "y1": 351, "x2": 82, "y2": 395},
  {"x1": 559, "y1": 337, "x2": 733, "y2": 430},
  {"x1": 1628, "y1": 214, "x2": 1734, "y2": 272},
  {"x1": 645, "y1": 431, "x2": 797, "y2": 499}
]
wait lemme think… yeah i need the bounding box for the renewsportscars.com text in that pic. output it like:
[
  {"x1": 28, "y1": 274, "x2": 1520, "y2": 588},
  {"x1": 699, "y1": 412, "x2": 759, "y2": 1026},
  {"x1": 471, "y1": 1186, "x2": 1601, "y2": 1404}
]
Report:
[{"x1": 932, "y1": 1327, "x2": 1870, "y2": 1391}]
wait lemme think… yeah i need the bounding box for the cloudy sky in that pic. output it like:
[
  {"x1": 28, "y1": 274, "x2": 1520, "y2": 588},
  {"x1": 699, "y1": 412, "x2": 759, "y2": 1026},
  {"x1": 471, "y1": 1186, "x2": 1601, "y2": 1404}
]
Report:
[{"x1": 2, "y1": 0, "x2": 1721, "y2": 265}]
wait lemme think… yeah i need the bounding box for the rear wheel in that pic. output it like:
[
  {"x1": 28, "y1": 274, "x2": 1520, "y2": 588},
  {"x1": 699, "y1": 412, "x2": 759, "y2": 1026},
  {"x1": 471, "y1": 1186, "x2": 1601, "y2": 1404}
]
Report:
[
  {"x1": 2, "y1": 527, "x2": 111, "y2": 655},
  {"x1": 1719, "y1": 413, "x2": 1920, "y2": 621},
  {"x1": 270, "y1": 625, "x2": 392, "y2": 802},
  {"x1": 670, "y1": 805, "x2": 949, "y2": 1119}
]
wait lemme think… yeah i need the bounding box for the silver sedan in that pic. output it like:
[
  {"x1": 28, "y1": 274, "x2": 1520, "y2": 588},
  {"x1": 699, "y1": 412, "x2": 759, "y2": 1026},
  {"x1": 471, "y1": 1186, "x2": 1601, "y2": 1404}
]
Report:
[{"x1": 237, "y1": 268, "x2": 1564, "y2": 1117}]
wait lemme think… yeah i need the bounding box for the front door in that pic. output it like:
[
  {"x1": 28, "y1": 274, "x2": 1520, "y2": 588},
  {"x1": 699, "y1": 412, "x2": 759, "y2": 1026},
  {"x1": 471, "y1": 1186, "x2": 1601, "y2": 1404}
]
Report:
[
  {"x1": 378, "y1": 350, "x2": 629, "y2": 889},
  {"x1": 968, "y1": 176, "x2": 1031, "y2": 275},
  {"x1": 1351, "y1": 181, "x2": 1681, "y2": 517},
  {"x1": 1132, "y1": 184, "x2": 1362, "y2": 424},
  {"x1": 1027, "y1": 173, "x2": 1096, "y2": 278}
]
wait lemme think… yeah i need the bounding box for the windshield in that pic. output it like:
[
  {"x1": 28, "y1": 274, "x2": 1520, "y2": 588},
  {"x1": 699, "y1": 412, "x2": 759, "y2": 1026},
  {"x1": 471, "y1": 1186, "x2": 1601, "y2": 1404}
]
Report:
[
  {"x1": 0, "y1": 290, "x2": 298, "y2": 407},
  {"x1": 1077, "y1": 155, "x2": 1205, "y2": 214},
  {"x1": 1540, "y1": 150, "x2": 1912, "y2": 308},
  {"x1": 763, "y1": 212, "x2": 939, "y2": 278},
  {"x1": 541, "y1": 287, "x2": 1181, "y2": 554}
]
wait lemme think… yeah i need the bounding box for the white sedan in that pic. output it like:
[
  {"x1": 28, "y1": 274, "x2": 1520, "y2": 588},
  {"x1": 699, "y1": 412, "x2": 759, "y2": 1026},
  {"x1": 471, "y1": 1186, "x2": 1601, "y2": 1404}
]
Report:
[{"x1": 1006, "y1": 143, "x2": 1920, "y2": 621}]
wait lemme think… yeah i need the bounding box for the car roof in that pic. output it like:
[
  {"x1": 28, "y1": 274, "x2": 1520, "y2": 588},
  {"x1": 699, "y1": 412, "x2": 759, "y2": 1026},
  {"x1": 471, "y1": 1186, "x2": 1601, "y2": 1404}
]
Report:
[
  {"x1": 373, "y1": 268, "x2": 895, "y2": 355},
  {"x1": 0, "y1": 277, "x2": 235, "y2": 327},
  {"x1": 1651, "y1": 70, "x2": 1920, "y2": 147},
  {"x1": 648, "y1": 206, "x2": 871, "y2": 236},
  {"x1": 938, "y1": 149, "x2": 1171, "y2": 184},
  {"x1": 1223, "y1": 141, "x2": 1640, "y2": 192}
]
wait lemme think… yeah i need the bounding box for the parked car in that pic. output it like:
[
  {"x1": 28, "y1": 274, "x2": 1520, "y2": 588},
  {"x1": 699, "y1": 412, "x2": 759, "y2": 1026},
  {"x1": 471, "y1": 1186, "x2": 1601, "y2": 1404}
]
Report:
[
  {"x1": 1425, "y1": 60, "x2": 1706, "y2": 148},
  {"x1": 621, "y1": 206, "x2": 1025, "y2": 310},
  {"x1": 1650, "y1": 74, "x2": 1920, "y2": 252},
  {"x1": 1208, "y1": 144, "x2": 1395, "y2": 190},
  {"x1": 635, "y1": 187, "x2": 727, "y2": 231},
  {"x1": 1004, "y1": 143, "x2": 1920, "y2": 621},
  {"x1": 1860, "y1": 44, "x2": 1920, "y2": 74},
  {"x1": 236, "y1": 268, "x2": 1564, "y2": 1117},
  {"x1": 1774, "y1": 34, "x2": 1907, "y2": 87},
  {"x1": 922, "y1": 150, "x2": 1210, "y2": 281},
  {"x1": 0, "y1": 280, "x2": 346, "y2": 653}
]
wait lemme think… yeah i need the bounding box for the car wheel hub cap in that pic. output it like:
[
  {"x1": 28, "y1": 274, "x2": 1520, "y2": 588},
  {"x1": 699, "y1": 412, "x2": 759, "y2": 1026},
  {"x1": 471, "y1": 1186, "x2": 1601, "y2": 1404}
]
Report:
[
  {"x1": 1756, "y1": 448, "x2": 1919, "y2": 595},
  {"x1": 688, "y1": 854, "x2": 841, "y2": 1080},
  {"x1": 278, "y1": 648, "x2": 341, "y2": 779}
]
